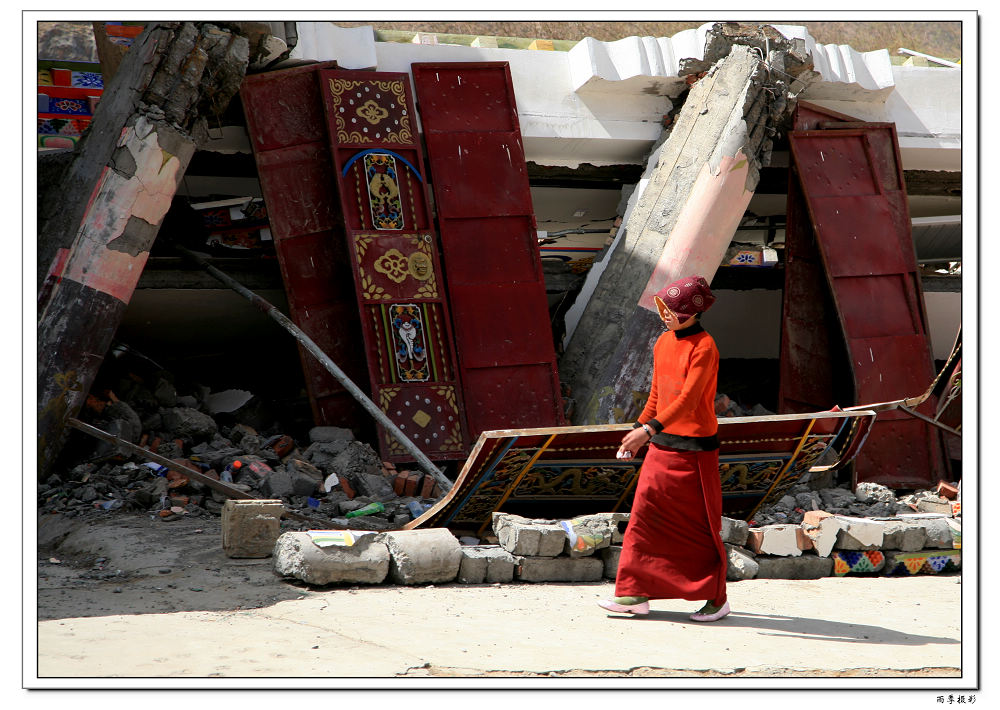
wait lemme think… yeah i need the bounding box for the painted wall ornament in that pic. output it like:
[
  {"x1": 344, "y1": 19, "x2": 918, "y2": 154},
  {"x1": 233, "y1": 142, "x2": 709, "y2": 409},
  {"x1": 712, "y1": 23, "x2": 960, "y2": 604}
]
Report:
[
  {"x1": 390, "y1": 304, "x2": 430, "y2": 382},
  {"x1": 364, "y1": 153, "x2": 404, "y2": 230}
]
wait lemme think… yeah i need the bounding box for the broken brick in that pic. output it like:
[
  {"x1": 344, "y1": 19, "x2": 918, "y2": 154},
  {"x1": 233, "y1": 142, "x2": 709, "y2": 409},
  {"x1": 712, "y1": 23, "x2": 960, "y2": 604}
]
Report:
[
  {"x1": 419, "y1": 473, "x2": 436, "y2": 499},
  {"x1": 403, "y1": 471, "x2": 422, "y2": 497},
  {"x1": 339, "y1": 476, "x2": 356, "y2": 500},
  {"x1": 392, "y1": 471, "x2": 408, "y2": 496}
]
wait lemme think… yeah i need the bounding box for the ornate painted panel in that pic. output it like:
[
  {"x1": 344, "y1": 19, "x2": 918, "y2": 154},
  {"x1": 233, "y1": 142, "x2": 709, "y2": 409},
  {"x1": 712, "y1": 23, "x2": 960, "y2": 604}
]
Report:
[
  {"x1": 319, "y1": 70, "x2": 469, "y2": 461},
  {"x1": 241, "y1": 62, "x2": 371, "y2": 432},
  {"x1": 412, "y1": 62, "x2": 565, "y2": 438},
  {"x1": 788, "y1": 115, "x2": 947, "y2": 488},
  {"x1": 406, "y1": 410, "x2": 876, "y2": 536}
]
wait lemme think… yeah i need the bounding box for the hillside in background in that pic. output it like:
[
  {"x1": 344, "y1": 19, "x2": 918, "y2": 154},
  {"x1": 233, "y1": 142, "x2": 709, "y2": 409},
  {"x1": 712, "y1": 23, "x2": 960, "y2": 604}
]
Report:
[{"x1": 38, "y1": 19, "x2": 963, "y2": 63}]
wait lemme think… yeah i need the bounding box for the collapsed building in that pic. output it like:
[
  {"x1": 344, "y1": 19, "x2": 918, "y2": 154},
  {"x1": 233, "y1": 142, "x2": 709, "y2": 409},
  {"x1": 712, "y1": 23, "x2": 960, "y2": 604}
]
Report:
[{"x1": 36, "y1": 21, "x2": 963, "y2": 535}]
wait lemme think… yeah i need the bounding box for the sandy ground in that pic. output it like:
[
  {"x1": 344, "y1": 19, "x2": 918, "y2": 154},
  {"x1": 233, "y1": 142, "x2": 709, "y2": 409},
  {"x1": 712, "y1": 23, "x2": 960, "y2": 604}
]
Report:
[{"x1": 30, "y1": 511, "x2": 971, "y2": 691}]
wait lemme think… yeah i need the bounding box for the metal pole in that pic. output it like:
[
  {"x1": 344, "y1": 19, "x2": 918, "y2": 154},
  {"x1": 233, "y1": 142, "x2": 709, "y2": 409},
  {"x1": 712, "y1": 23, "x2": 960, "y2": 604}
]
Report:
[{"x1": 174, "y1": 245, "x2": 453, "y2": 493}]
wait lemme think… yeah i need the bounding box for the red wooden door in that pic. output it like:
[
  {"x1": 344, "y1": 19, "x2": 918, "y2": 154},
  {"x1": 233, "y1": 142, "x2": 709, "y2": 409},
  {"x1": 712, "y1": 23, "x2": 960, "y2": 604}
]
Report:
[
  {"x1": 787, "y1": 119, "x2": 946, "y2": 488},
  {"x1": 240, "y1": 62, "x2": 370, "y2": 430},
  {"x1": 412, "y1": 62, "x2": 565, "y2": 437},
  {"x1": 318, "y1": 69, "x2": 469, "y2": 461}
]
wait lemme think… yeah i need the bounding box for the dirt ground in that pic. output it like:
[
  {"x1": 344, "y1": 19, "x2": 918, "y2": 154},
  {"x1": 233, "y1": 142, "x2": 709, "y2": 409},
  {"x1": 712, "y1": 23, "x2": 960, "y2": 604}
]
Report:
[{"x1": 30, "y1": 510, "x2": 971, "y2": 691}]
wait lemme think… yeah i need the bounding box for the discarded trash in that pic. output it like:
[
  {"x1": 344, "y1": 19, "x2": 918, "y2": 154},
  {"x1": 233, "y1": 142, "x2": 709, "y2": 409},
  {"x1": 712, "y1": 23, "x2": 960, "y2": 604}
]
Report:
[
  {"x1": 220, "y1": 460, "x2": 242, "y2": 483},
  {"x1": 48, "y1": 558, "x2": 61, "y2": 564},
  {"x1": 144, "y1": 462, "x2": 168, "y2": 476},
  {"x1": 263, "y1": 434, "x2": 294, "y2": 458},
  {"x1": 96, "y1": 499, "x2": 122, "y2": 511},
  {"x1": 559, "y1": 518, "x2": 607, "y2": 554},
  {"x1": 323, "y1": 472, "x2": 339, "y2": 492},
  {"x1": 345, "y1": 501, "x2": 385, "y2": 519},
  {"x1": 306, "y1": 497, "x2": 320, "y2": 509},
  {"x1": 406, "y1": 500, "x2": 432, "y2": 519},
  {"x1": 458, "y1": 536, "x2": 480, "y2": 546},
  {"x1": 306, "y1": 529, "x2": 376, "y2": 548}
]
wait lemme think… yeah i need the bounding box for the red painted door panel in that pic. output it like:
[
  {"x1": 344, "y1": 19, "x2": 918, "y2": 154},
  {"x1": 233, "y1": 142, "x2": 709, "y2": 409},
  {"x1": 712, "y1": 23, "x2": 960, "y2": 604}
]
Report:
[
  {"x1": 241, "y1": 63, "x2": 370, "y2": 430},
  {"x1": 787, "y1": 121, "x2": 946, "y2": 488},
  {"x1": 412, "y1": 62, "x2": 565, "y2": 436},
  {"x1": 319, "y1": 69, "x2": 469, "y2": 461}
]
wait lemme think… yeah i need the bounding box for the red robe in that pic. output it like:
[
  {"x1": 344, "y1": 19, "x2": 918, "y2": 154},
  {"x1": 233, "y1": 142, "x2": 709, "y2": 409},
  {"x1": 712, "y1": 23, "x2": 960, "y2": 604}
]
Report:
[{"x1": 614, "y1": 326, "x2": 727, "y2": 605}]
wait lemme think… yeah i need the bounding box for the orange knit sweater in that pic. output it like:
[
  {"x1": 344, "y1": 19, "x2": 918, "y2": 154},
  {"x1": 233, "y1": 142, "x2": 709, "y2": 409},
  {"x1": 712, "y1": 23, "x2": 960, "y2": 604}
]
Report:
[{"x1": 638, "y1": 325, "x2": 719, "y2": 438}]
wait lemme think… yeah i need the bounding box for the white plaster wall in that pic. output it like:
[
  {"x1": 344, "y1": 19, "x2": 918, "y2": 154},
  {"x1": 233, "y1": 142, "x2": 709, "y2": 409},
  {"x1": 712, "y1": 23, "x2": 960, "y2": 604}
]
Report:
[{"x1": 373, "y1": 41, "x2": 669, "y2": 167}]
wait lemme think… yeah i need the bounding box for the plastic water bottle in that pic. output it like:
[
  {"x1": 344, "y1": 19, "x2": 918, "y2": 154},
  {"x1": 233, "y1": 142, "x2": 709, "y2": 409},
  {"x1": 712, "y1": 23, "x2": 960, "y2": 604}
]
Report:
[
  {"x1": 143, "y1": 462, "x2": 168, "y2": 477},
  {"x1": 220, "y1": 460, "x2": 242, "y2": 483},
  {"x1": 345, "y1": 502, "x2": 385, "y2": 519}
]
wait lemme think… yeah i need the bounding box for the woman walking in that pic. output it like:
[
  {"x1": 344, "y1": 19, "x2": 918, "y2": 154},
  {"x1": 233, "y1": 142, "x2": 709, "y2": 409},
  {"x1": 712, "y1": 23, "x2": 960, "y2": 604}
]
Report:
[{"x1": 599, "y1": 275, "x2": 730, "y2": 622}]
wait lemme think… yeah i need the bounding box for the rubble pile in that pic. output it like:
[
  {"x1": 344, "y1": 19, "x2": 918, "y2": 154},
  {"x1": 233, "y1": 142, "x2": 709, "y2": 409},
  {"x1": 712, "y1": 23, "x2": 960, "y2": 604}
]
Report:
[
  {"x1": 749, "y1": 480, "x2": 960, "y2": 526},
  {"x1": 38, "y1": 365, "x2": 442, "y2": 529}
]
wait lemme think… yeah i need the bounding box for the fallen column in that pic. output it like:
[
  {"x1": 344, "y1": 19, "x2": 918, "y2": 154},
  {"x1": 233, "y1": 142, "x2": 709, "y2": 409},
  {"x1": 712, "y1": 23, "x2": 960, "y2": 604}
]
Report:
[{"x1": 561, "y1": 27, "x2": 808, "y2": 425}]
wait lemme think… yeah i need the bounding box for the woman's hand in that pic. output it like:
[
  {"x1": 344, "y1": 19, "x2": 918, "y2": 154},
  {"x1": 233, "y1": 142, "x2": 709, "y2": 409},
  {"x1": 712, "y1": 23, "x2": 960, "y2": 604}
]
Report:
[{"x1": 617, "y1": 426, "x2": 652, "y2": 459}]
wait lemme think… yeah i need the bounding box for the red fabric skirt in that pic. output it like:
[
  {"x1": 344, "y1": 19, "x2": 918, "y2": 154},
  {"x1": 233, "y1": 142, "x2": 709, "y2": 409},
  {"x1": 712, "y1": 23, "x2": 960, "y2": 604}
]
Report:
[{"x1": 614, "y1": 444, "x2": 727, "y2": 604}]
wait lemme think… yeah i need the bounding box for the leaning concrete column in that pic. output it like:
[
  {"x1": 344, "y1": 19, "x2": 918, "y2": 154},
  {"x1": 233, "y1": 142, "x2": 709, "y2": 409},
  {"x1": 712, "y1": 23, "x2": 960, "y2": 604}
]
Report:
[
  {"x1": 561, "y1": 39, "x2": 794, "y2": 425},
  {"x1": 37, "y1": 22, "x2": 255, "y2": 476}
]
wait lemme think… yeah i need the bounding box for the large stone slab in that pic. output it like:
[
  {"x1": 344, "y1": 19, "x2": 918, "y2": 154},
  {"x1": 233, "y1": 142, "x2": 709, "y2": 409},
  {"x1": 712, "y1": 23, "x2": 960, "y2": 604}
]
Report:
[
  {"x1": 272, "y1": 531, "x2": 389, "y2": 585},
  {"x1": 457, "y1": 545, "x2": 517, "y2": 584},
  {"x1": 800, "y1": 511, "x2": 848, "y2": 557},
  {"x1": 377, "y1": 528, "x2": 462, "y2": 585},
  {"x1": 515, "y1": 555, "x2": 604, "y2": 583}
]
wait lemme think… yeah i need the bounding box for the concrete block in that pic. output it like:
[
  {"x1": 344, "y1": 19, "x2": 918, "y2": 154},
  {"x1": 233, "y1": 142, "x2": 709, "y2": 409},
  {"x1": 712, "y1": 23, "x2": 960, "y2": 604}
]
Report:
[
  {"x1": 272, "y1": 531, "x2": 389, "y2": 585},
  {"x1": 725, "y1": 544, "x2": 759, "y2": 581},
  {"x1": 917, "y1": 498, "x2": 953, "y2": 515},
  {"x1": 756, "y1": 554, "x2": 834, "y2": 579},
  {"x1": 377, "y1": 528, "x2": 462, "y2": 585},
  {"x1": 746, "y1": 524, "x2": 802, "y2": 557},
  {"x1": 801, "y1": 514, "x2": 848, "y2": 557},
  {"x1": 880, "y1": 519, "x2": 928, "y2": 551},
  {"x1": 221, "y1": 499, "x2": 283, "y2": 558},
  {"x1": 720, "y1": 516, "x2": 749, "y2": 546},
  {"x1": 492, "y1": 513, "x2": 567, "y2": 557},
  {"x1": 601, "y1": 545, "x2": 622, "y2": 579},
  {"x1": 515, "y1": 555, "x2": 604, "y2": 583},
  {"x1": 457, "y1": 545, "x2": 517, "y2": 584},
  {"x1": 919, "y1": 518, "x2": 957, "y2": 549},
  {"x1": 833, "y1": 516, "x2": 885, "y2": 550}
]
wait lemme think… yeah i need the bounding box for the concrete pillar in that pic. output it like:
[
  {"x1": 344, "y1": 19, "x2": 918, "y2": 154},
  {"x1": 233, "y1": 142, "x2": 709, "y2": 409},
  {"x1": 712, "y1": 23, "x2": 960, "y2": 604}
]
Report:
[
  {"x1": 272, "y1": 531, "x2": 390, "y2": 585},
  {"x1": 378, "y1": 528, "x2": 462, "y2": 585},
  {"x1": 37, "y1": 22, "x2": 253, "y2": 476},
  {"x1": 560, "y1": 40, "x2": 789, "y2": 425}
]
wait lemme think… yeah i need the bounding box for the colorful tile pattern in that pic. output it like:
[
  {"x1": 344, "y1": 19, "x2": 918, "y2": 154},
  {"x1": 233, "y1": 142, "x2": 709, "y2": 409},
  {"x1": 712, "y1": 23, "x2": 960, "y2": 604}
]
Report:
[
  {"x1": 831, "y1": 550, "x2": 886, "y2": 576},
  {"x1": 884, "y1": 549, "x2": 961, "y2": 576}
]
